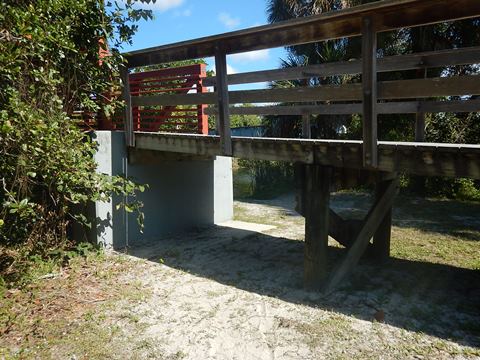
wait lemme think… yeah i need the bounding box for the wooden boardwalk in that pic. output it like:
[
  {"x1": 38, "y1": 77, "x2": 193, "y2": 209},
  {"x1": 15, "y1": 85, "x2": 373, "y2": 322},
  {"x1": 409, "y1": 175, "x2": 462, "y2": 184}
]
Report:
[{"x1": 120, "y1": 0, "x2": 480, "y2": 291}]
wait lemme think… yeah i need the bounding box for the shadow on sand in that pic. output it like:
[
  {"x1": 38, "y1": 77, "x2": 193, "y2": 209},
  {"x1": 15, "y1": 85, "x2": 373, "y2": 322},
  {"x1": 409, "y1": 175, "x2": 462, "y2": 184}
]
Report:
[{"x1": 126, "y1": 218, "x2": 480, "y2": 349}]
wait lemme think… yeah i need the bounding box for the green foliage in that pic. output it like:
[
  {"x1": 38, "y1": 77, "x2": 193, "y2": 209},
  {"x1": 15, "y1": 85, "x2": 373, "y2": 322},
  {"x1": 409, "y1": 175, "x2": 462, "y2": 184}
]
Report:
[
  {"x1": 230, "y1": 105, "x2": 263, "y2": 128},
  {"x1": 208, "y1": 104, "x2": 263, "y2": 131},
  {"x1": 0, "y1": 0, "x2": 151, "y2": 285},
  {"x1": 407, "y1": 177, "x2": 480, "y2": 201},
  {"x1": 239, "y1": 160, "x2": 293, "y2": 199}
]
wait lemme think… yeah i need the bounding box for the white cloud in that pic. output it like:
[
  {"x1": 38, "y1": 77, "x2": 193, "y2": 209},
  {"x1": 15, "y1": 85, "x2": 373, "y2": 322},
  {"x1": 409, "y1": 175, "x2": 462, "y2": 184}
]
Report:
[
  {"x1": 226, "y1": 64, "x2": 237, "y2": 74},
  {"x1": 229, "y1": 49, "x2": 270, "y2": 63},
  {"x1": 205, "y1": 61, "x2": 237, "y2": 75},
  {"x1": 132, "y1": 0, "x2": 185, "y2": 12},
  {"x1": 218, "y1": 12, "x2": 241, "y2": 29},
  {"x1": 174, "y1": 8, "x2": 192, "y2": 17}
]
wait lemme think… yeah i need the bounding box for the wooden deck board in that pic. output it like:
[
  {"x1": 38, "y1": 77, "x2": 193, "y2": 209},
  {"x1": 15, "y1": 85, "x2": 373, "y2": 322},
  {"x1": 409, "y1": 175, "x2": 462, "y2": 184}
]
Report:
[{"x1": 134, "y1": 132, "x2": 480, "y2": 179}]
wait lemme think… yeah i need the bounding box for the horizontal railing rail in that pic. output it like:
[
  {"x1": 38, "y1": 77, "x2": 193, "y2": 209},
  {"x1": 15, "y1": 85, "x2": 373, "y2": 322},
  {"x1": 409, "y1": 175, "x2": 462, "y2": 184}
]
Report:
[
  {"x1": 203, "y1": 46, "x2": 480, "y2": 86},
  {"x1": 203, "y1": 100, "x2": 480, "y2": 116},
  {"x1": 131, "y1": 75, "x2": 480, "y2": 106},
  {"x1": 121, "y1": 0, "x2": 480, "y2": 167}
]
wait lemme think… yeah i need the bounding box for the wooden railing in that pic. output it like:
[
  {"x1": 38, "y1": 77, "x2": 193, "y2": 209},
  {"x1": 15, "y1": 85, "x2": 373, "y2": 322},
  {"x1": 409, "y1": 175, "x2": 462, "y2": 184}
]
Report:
[
  {"x1": 128, "y1": 64, "x2": 208, "y2": 134},
  {"x1": 80, "y1": 64, "x2": 208, "y2": 135},
  {"x1": 123, "y1": 0, "x2": 480, "y2": 167}
]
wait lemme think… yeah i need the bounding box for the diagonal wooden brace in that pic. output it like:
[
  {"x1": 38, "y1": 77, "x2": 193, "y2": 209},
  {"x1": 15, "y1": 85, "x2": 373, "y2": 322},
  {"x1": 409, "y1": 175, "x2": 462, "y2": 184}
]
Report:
[{"x1": 323, "y1": 177, "x2": 399, "y2": 293}]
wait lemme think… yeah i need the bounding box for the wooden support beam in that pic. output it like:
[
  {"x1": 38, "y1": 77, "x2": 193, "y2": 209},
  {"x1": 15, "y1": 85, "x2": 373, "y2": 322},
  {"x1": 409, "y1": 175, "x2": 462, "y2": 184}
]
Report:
[
  {"x1": 362, "y1": 16, "x2": 378, "y2": 168},
  {"x1": 323, "y1": 177, "x2": 399, "y2": 293},
  {"x1": 134, "y1": 133, "x2": 480, "y2": 179},
  {"x1": 120, "y1": 66, "x2": 134, "y2": 147},
  {"x1": 294, "y1": 164, "x2": 306, "y2": 216},
  {"x1": 371, "y1": 176, "x2": 396, "y2": 262},
  {"x1": 128, "y1": 148, "x2": 214, "y2": 164},
  {"x1": 304, "y1": 165, "x2": 332, "y2": 290},
  {"x1": 215, "y1": 47, "x2": 232, "y2": 156},
  {"x1": 328, "y1": 209, "x2": 363, "y2": 249}
]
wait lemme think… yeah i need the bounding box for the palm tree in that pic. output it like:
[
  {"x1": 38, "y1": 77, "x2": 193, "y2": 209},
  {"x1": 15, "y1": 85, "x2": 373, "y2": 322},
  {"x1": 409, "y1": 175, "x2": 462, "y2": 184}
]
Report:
[
  {"x1": 264, "y1": 0, "x2": 368, "y2": 139},
  {"x1": 265, "y1": 0, "x2": 480, "y2": 198}
]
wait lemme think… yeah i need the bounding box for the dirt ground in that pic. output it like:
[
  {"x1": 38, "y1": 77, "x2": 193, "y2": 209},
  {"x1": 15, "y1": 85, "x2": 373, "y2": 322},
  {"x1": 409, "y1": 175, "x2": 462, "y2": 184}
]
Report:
[{"x1": 2, "y1": 193, "x2": 480, "y2": 359}]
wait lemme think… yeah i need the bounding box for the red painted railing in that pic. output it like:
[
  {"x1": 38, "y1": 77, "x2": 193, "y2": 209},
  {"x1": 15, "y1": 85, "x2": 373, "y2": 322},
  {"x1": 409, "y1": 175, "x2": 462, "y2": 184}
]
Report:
[
  {"x1": 80, "y1": 64, "x2": 209, "y2": 135},
  {"x1": 129, "y1": 64, "x2": 208, "y2": 134}
]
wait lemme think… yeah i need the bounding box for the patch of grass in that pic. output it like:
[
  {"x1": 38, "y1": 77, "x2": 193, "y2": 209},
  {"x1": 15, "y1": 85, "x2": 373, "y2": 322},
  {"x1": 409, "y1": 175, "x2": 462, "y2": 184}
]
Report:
[
  {"x1": 233, "y1": 203, "x2": 279, "y2": 226},
  {"x1": 0, "y1": 251, "x2": 155, "y2": 359}
]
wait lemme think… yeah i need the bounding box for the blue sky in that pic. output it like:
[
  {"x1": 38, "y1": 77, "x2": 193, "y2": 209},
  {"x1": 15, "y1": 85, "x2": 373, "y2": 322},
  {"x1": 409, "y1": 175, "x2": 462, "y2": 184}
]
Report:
[{"x1": 122, "y1": 0, "x2": 288, "y2": 89}]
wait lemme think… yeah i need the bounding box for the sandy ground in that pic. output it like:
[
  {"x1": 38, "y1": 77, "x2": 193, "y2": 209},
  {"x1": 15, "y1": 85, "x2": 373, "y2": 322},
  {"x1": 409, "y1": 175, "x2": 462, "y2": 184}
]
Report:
[{"x1": 111, "y1": 194, "x2": 480, "y2": 360}]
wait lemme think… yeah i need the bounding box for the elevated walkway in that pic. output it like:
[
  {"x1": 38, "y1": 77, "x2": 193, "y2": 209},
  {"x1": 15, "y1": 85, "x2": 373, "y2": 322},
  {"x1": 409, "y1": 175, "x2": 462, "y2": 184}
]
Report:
[{"x1": 108, "y1": 0, "x2": 480, "y2": 291}]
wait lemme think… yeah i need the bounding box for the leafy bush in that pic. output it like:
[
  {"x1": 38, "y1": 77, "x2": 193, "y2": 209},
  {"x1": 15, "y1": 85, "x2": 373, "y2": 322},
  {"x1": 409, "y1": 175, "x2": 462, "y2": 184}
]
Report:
[{"x1": 0, "y1": 0, "x2": 151, "y2": 284}]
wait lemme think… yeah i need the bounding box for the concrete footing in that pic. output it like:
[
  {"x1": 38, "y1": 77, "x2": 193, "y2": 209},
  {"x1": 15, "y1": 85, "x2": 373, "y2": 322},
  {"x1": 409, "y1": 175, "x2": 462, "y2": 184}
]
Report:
[{"x1": 80, "y1": 131, "x2": 233, "y2": 249}]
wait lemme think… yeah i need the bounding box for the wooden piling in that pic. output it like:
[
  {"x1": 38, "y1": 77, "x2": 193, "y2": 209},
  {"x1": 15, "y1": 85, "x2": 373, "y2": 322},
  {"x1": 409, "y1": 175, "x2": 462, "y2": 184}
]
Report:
[
  {"x1": 372, "y1": 178, "x2": 394, "y2": 262},
  {"x1": 304, "y1": 165, "x2": 332, "y2": 290}
]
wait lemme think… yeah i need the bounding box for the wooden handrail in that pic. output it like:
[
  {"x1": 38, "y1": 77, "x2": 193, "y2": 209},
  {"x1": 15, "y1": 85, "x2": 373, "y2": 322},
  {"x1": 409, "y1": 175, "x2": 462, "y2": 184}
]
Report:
[{"x1": 124, "y1": 0, "x2": 480, "y2": 67}]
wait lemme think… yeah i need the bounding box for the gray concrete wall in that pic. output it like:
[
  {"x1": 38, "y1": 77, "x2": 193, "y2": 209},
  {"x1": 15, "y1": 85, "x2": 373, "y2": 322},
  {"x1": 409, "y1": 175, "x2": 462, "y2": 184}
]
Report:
[{"x1": 89, "y1": 131, "x2": 233, "y2": 249}]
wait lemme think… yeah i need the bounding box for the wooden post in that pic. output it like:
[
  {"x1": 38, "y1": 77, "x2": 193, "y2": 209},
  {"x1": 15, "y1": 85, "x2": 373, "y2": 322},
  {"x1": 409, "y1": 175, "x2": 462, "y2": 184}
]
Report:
[
  {"x1": 412, "y1": 69, "x2": 427, "y2": 192},
  {"x1": 215, "y1": 46, "x2": 232, "y2": 156},
  {"x1": 120, "y1": 65, "x2": 134, "y2": 147},
  {"x1": 197, "y1": 64, "x2": 209, "y2": 135},
  {"x1": 362, "y1": 16, "x2": 378, "y2": 168},
  {"x1": 304, "y1": 165, "x2": 332, "y2": 290},
  {"x1": 371, "y1": 177, "x2": 394, "y2": 262},
  {"x1": 415, "y1": 112, "x2": 426, "y2": 142},
  {"x1": 302, "y1": 114, "x2": 312, "y2": 139},
  {"x1": 301, "y1": 79, "x2": 311, "y2": 139},
  {"x1": 415, "y1": 69, "x2": 427, "y2": 142}
]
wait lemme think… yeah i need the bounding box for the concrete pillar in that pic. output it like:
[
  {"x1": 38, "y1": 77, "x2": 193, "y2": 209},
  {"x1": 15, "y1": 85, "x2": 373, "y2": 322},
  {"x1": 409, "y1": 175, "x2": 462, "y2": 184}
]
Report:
[{"x1": 86, "y1": 131, "x2": 233, "y2": 249}]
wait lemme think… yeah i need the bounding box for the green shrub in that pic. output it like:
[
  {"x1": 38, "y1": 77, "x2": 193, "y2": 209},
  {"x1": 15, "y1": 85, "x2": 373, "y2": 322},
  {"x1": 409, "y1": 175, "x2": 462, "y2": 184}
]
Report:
[{"x1": 0, "y1": 0, "x2": 152, "y2": 285}]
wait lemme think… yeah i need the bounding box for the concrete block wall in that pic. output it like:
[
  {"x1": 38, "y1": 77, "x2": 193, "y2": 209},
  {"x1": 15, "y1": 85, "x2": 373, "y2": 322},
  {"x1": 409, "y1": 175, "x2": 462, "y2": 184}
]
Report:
[{"x1": 89, "y1": 131, "x2": 233, "y2": 249}]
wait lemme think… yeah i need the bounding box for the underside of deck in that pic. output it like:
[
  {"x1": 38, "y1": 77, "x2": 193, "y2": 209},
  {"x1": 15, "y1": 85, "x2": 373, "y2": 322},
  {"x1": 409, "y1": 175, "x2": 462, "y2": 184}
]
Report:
[{"x1": 134, "y1": 132, "x2": 480, "y2": 180}]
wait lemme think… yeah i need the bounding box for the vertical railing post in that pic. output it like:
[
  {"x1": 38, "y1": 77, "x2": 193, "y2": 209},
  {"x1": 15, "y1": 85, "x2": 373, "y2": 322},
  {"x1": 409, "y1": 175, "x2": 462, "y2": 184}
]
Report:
[
  {"x1": 301, "y1": 78, "x2": 312, "y2": 139},
  {"x1": 130, "y1": 82, "x2": 141, "y2": 132},
  {"x1": 362, "y1": 16, "x2": 378, "y2": 168},
  {"x1": 214, "y1": 45, "x2": 232, "y2": 156},
  {"x1": 197, "y1": 63, "x2": 209, "y2": 135},
  {"x1": 120, "y1": 65, "x2": 134, "y2": 147},
  {"x1": 415, "y1": 69, "x2": 427, "y2": 142}
]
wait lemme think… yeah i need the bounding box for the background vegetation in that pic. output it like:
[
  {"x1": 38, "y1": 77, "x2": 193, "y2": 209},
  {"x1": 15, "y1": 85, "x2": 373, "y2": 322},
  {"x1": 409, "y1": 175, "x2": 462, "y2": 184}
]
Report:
[
  {"x1": 0, "y1": 0, "x2": 151, "y2": 286},
  {"x1": 241, "y1": 0, "x2": 480, "y2": 199}
]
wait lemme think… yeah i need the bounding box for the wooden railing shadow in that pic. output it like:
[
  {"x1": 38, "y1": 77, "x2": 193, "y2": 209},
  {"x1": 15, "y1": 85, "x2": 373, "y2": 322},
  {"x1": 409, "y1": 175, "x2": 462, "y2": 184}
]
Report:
[{"x1": 125, "y1": 222, "x2": 480, "y2": 349}]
